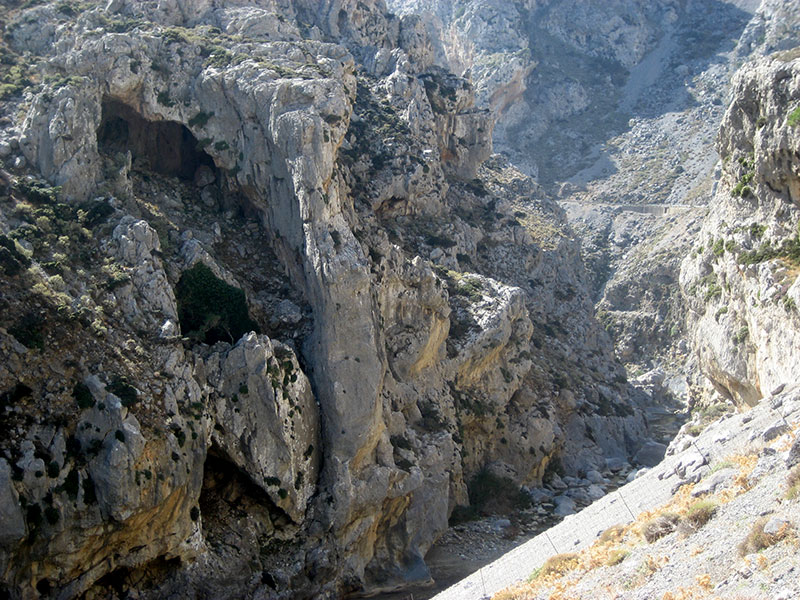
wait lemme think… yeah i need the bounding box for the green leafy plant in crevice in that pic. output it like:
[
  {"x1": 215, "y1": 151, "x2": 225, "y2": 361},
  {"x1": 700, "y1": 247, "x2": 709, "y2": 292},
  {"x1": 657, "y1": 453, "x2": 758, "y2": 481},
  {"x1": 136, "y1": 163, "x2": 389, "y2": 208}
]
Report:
[
  {"x1": 788, "y1": 106, "x2": 800, "y2": 127},
  {"x1": 739, "y1": 221, "x2": 800, "y2": 267},
  {"x1": 731, "y1": 153, "x2": 755, "y2": 198},
  {"x1": 175, "y1": 262, "x2": 258, "y2": 344}
]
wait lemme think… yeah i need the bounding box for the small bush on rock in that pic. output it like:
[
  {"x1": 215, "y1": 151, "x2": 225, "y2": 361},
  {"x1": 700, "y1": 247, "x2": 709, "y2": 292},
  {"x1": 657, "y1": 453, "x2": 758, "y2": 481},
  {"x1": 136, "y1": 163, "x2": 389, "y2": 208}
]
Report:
[
  {"x1": 738, "y1": 518, "x2": 789, "y2": 555},
  {"x1": 176, "y1": 262, "x2": 258, "y2": 344}
]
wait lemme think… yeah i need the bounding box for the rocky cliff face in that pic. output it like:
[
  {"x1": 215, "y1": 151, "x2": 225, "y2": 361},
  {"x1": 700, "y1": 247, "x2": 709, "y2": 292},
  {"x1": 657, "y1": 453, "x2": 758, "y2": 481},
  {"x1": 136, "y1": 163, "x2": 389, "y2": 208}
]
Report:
[
  {"x1": 0, "y1": 1, "x2": 647, "y2": 598},
  {"x1": 680, "y1": 53, "x2": 800, "y2": 408},
  {"x1": 392, "y1": 0, "x2": 800, "y2": 395}
]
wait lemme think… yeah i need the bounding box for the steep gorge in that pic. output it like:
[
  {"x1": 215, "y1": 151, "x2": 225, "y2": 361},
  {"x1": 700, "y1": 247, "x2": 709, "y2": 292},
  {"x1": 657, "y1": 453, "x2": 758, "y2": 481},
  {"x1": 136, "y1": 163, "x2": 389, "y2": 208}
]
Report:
[
  {"x1": 0, "y1": 0, "x2": 798, "y2": 599},
  {"x1": 0, "y1": 1, "x2": 647, "y2": 598}
]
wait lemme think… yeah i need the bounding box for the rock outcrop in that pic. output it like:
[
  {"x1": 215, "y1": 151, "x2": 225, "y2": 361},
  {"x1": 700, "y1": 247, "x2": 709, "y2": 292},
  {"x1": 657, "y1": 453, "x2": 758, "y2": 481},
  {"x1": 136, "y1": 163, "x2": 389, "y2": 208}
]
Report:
[
  {"x1": 680, "y1": 53, "x2": 800, "y2": 408},
  {"x1": 0, "y1": 1, "x2": 647, "y2": 599}
]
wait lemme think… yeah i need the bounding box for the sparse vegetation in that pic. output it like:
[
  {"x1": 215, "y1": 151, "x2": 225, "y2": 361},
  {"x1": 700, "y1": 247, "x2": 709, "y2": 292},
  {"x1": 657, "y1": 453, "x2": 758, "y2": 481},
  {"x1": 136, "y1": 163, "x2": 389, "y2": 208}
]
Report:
[
  {"x1": 156, "y1": 91, "x2": 175, "y2": 107},
  {"x1": 528, "y1": 553, "x2": 580, "y2": 582},
  {"x1": 175, "y1": 262, "x2": 258, "y2": 344},
  {"x1": 788, "y1": 106, "x2": 800, "y2": 127},
  {"x1": 188, "y1": 111, "x2": 214, "y2": 128},
  {"x1": 682, "y1": 500, "x2": 717, "y2": 531},
  {"x1": 786, "y1": 465, "x2": 800, "y2": 500},
  {"x1": 641, "y1": 513, "x2": 680, "y2": 543},
  {"x1": 72, "y1": 382, "x2": 94, "y2": 409},
  {"x1": 108, "y1": 376, "x2": 138, "y2": 407},
  {"x1": 738, "y1": 517, "x2": 789, "y2": 555}
]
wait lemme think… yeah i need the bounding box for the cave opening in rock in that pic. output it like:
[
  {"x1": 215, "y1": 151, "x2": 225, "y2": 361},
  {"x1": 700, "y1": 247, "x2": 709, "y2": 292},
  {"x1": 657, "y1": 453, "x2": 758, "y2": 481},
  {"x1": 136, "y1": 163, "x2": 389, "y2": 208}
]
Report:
[
  {"x1": 97, "y1": 98, "x2": 216, "y2": 181},
  {"x1": 199, "y1": 444, "x2": 293, "y2": 535},
  {"x1": 88, "y1": 556, "x2": 181, "y2": 597}
]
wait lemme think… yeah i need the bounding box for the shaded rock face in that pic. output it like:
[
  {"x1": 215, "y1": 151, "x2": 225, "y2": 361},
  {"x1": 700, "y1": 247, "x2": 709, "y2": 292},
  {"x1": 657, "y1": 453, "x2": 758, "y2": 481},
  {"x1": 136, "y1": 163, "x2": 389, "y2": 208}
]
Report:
[
  {"x1": 1, "y1": 1, "x2": 645, "y2": 598},
  {"x1": 97, "y1": 99, "x2": 216, "y2": 181},
  {"x1": 680, "y1": 54, "x2": 800, "y2": 409}
]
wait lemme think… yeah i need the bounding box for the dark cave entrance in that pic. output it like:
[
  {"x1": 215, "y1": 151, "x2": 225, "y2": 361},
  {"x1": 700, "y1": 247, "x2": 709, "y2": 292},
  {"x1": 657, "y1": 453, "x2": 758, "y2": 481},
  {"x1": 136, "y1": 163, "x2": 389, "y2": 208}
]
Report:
[
  {"x1": 97, "y1": 98, "x2": 215, "y2": 181},
  {"x1": 197, "y1": 444, "x2": 293, "y2": 589},
  {"x1": 199, "y1": 443, "x2": 294, "y2": 533}
]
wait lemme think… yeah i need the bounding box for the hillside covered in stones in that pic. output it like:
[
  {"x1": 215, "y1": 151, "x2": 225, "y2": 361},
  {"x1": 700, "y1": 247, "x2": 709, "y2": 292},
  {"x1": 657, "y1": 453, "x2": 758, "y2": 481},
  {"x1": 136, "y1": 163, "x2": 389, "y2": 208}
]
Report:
[{"x1": 0, "y1": 1, "x2": 651, "y2": 599}]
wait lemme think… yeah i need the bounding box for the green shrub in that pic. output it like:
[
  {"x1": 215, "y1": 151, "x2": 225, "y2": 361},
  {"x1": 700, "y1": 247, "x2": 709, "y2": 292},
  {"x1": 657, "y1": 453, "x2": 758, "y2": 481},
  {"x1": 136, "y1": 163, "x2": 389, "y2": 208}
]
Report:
[
  {"x1": 108, "y1": 376, "x2": 138, "y2": 407},
  {"x1": 15, "y1": 179, "x2": 61, "y2": 204},
  {"x1": 0, "y1": 234, "x2": 31, "y2": 276},
  {"x1": 156, "y1": 91, "x2": 175, "y2": 107},
  {"x1": 749, "y1": 223, "x2": 767, "y2": 239},
  {"x1": 683, "y1": 500, "x2": 717, "y2": 531},
  {"x1": 467, "y1": 468, "x2": 530, "y2": 515},
  {"x1": 72, "y1": 382, "x2": 94, "y2": 409},
  {"x1": 188, "y1": 111, "x2": 214, "y2": 128},
  {"x1": 79, "y1": 199, "x2": 114, "y2": 227},
  {"x1": 62, "y1": 470, "x2": 80, "y2": 500},
  {"x1": 788, "y1": 106, "x2": 800, "y2": 127},
  {"x1": 9, "y1": 313, "x2": 45, "y2": 350},
  {"x1": 175, "y1": 262, "x2": 258, "y2": 344}
]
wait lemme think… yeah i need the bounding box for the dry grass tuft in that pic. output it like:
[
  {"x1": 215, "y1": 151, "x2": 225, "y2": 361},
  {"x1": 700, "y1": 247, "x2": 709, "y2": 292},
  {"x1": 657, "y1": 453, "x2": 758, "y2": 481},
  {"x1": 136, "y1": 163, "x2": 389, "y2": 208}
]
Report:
[
  {"x1": 786, "y1": 465, "x2": 800, "y2": 500},
  {"x1": 681, "y1": 500, "x2": 717, "y2": 531},
  {"x1": 605, "y1": 548, "x2": 630, "y2": 566},
  {"x1": 641, "y1": 513, "x2": 681, "y2": 543},
  {"x1": 661, "y1": 584, "x2": 714, "y2": 599},
  {"x1": 527, "y1": 552, "x2": 581, "y2": 582},
  {"x1": 598, "y1": 524, "x2": 626, "y2": 544},
  {"x1": 695, "y1": 573, "x2": 712, "y2": 590},
  {"x1": 738, "y1": 517, "x2": 790, "y2": 556}
]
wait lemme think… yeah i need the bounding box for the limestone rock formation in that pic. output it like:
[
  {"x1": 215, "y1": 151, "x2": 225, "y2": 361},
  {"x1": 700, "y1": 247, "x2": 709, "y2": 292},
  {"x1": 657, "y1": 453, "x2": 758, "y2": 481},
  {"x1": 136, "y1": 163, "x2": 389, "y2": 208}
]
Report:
[
  {"x1": 389, "y1": 1, "x2": 799, "y2": 390},
  {"x1": 680, "y1": 53, "x2": 800, "y2": 408},
  {"x1": 0, "y1": 1, "x2": 648, "y2": 598}
]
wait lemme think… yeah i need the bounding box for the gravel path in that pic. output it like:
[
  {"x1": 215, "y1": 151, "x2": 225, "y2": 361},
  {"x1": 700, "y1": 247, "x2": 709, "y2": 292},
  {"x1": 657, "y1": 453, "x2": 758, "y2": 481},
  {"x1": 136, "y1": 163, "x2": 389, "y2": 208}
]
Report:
[{"x1": 433, "y1": 387, "x2": 800, "y2": 600}]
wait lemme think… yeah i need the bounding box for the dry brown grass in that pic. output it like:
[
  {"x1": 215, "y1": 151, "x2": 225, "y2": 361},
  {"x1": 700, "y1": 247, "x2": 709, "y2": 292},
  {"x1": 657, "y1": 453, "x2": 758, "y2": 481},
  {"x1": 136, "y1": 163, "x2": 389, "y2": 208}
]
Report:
[
  {"x1": 786, "y1": 465, "x2": 800, "y2": 500},
  {"x1": 527, "y1": 553, "x2": 581, "y2": 582},
  {"x1": 605, "y1": 548, "x2": 629, "y2": 566},
  {"x1": 738, "y1": 518, "x2": 791, "y2": 556},
  {"x1": 661, "y1": 583, "x2": 714, "y2": 599},
  {"x1": 597, "y1": 524, "x2": 626, "y2": 544},
  {"x1": 492, "y1": 450, "x2": 772, "y2": 600},
  {"x1": 641, "y1": 513, "x2": 681, "y2": 542}
]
